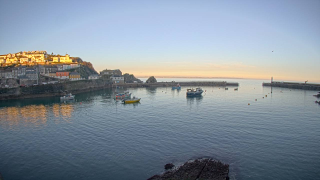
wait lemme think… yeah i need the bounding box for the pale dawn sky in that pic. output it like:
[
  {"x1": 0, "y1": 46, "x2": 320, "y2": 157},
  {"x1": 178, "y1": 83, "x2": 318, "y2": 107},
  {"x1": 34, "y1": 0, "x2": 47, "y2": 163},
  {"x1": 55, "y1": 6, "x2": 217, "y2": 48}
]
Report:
[{"x1": 0, "y1": 0, "x2": 319, "y2": 82}]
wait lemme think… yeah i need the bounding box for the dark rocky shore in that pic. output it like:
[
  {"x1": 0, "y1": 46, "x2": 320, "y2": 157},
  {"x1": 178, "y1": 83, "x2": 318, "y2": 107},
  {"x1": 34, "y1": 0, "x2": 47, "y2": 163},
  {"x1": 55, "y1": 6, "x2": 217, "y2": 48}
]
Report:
[{"x1": 148, "y1": 158, "x2": 229, "y2": 180}]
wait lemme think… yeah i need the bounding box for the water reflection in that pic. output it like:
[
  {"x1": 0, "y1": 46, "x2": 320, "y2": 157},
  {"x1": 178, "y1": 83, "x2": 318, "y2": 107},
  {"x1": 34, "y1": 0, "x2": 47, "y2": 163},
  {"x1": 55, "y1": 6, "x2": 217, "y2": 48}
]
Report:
[
  {"x1": 146, "y1": 87, "x2": 157, "y2": 95},
  {"x1": 0, "y1": 103, "x2": 74, "y2": 128},
  {"x1": 122, "y1": 102, "x2": 141, "y2": 107},
  {"x1": 186, "y1": 96, "x2": 203, "y2": 106},
  {"x1": 0, "y1": 88, "x2": 126, "y2": 129}
]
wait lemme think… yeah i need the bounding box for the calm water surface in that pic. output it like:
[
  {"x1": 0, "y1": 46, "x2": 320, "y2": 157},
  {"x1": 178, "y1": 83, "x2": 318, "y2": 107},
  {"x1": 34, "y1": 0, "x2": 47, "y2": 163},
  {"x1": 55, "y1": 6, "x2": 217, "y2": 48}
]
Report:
[{"x1": 0, "y1": 78, "x2": 319, "y2": 180}]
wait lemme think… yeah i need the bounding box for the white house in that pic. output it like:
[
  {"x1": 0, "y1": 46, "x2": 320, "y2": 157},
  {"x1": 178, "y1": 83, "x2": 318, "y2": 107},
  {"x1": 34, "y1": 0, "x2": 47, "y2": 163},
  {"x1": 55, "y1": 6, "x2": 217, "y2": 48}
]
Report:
[
  {"x1": 110, "y1": 75, "x2": 124, "y2": 84},
  {"x1": 88, "y1": 74, "x2": 99, "y2": 80}
]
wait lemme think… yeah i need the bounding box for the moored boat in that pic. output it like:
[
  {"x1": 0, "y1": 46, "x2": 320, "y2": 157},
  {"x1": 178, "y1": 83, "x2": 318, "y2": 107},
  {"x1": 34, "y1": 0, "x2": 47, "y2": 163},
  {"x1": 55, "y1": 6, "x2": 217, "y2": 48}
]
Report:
[
  {"x1": 122, "y1": 96, "x2": 141, "y2": 104},
  {"x1": 60, "y1": 93, "x2": 75, "y2": 101},
  {"x1": 172, "y1": 83, "x2": 181, "y2": 90},
  {"x1": 115, "y1": 91, "x2": 132, "y2": 99},
  {"x1": 186, "y1": 88, "x2": 203, "y2": 96}
]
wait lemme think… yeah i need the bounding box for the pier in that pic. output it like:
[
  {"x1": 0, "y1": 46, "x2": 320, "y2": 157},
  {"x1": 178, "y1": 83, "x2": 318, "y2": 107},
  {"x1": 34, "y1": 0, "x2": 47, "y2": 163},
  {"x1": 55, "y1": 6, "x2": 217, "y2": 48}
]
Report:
[
  {"x1": 263, "y1": 81, "x2": 320, "y2": 91},
  {"x1": 113, "y1": 81, "x2": 239, "y2": 88}
]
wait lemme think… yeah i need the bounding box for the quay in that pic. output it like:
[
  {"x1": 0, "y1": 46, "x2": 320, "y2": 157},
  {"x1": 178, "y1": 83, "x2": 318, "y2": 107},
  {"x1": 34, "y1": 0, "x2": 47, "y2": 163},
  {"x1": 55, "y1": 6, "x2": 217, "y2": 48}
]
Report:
[
  {"x1": 263, "y1": 81, "x2": 320, "y2": 91},
  {"x1": 113, "y1": 81, "x2": 239, "y2": 88}
]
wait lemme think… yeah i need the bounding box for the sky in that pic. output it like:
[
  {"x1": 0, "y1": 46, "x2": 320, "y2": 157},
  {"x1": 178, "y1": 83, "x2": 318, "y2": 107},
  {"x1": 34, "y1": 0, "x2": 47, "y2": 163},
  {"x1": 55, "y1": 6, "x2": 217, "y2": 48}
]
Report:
[{"x1": 0, "y1": 0, "x2": 319, "y2": 82}]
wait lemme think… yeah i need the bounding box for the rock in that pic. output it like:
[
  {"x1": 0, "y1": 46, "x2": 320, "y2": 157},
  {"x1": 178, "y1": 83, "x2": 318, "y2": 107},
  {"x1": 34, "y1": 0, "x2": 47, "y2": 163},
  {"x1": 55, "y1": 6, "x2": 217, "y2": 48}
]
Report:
[
  {"x1": 148, "y1": 158, "x2": 229, "y2": 180},
  {"x1": 164, "y1": 163, "x2": 175, "y2": 170},
  {"x1": 146, "y1": 76, "x2": 157, "y2": 83},
  {"x1": 123, "y1": 73, "x2": 142, "y2": 83}
]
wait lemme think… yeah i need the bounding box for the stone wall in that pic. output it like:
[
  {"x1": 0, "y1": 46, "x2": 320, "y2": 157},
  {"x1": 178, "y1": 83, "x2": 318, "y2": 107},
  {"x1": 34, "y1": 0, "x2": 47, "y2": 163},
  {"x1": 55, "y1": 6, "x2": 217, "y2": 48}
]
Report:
[
  {"x1": 263, "y1": 82, "x2": 320, "y2": 91},
  {"x1": 0, "y1": 79, "x2": 110, "y2": 100}
]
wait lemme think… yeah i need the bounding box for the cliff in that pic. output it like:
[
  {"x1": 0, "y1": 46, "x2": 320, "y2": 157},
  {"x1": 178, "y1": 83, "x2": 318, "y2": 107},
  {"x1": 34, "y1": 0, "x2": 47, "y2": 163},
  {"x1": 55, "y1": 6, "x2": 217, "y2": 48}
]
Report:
[
  {"x1": 63, "y1": 64, "x2": 98, "y2": 79},
  {"x1": 71, "y1": 57, "x2": 98, "y2": 74}
]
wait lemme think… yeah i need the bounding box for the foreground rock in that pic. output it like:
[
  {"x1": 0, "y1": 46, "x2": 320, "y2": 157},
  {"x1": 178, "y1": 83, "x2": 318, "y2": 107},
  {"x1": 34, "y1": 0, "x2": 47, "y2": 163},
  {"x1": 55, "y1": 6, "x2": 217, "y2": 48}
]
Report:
[
  {"x1": 164, "y1": 163, "x2": 175, "y2": 170},
  {"x1": 148, "y1": 158, "x2": 229, "y2": 180}
]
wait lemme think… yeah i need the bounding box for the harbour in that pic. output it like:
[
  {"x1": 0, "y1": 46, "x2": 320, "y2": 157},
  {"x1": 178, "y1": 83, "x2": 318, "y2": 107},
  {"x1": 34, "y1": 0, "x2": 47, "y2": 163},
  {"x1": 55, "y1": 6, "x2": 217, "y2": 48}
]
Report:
[{"x1": 0, "y1": 79, "x2": 319, "y2": 180}]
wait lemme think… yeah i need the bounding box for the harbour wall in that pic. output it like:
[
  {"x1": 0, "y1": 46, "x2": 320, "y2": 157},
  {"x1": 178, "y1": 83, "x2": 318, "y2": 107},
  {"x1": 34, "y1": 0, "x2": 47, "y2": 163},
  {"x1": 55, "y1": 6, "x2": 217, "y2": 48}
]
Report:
[
  {"x1": 263, "y1": 81, "x2": 320, "y2": 91},
  {"x1": 113, "y1": 81, "x2": 239, "y2": 88},
  {"x1": 0, "y1": 79, "x2": 111, "y2": 100}
]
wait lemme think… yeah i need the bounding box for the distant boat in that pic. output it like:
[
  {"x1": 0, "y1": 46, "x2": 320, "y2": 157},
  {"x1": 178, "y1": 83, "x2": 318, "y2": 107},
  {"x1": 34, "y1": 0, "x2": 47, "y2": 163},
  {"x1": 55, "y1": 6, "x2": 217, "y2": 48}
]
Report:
[
  {"x1": 123, "y1": 96, "x2": 141, "y2": 104},
  {"x1": 186, "y1": 88, "x2": 203, "y2": 97},
  {"x1": 60, "y1": 93, "x2": 75, "y2": 101},
  {"x1": 172, "y1": 83, "x2": 181, "y2": 90},
  {"x1": 234, "y1": 88, "x2": 238, "y2": 91},
  {"x1": 225, "y1": 88, "x2": 228, "y2": 90}
]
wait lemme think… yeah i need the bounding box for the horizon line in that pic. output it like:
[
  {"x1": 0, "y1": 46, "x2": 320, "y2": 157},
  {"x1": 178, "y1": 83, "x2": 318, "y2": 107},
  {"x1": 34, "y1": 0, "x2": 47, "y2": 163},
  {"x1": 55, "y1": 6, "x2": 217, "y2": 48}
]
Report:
[{"x1": 135, "y1": 76, "x2": 320, "y2": 84}]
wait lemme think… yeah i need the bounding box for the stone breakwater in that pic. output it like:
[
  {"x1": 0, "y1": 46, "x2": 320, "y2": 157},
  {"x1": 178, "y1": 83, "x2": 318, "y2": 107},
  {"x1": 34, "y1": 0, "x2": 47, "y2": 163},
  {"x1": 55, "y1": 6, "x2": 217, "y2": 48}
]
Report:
[
  {"x1": 263, "y1": 82, "x2": 320, "y2": 91},
  {"x1": 148, "y1": 158, "x2": 229, "y2": 180},
  {"x1": 0, "y1": 79, "x2": 110, "y2": 100},
  {"x1": 114, "y1": 81, "x2": 239, "y2": 88}
]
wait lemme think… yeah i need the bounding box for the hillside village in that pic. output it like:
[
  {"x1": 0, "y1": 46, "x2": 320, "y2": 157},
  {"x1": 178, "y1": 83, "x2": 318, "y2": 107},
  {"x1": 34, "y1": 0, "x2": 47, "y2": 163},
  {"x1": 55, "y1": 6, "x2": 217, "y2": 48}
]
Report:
[{"x1": 0, "y1": 51, "x2": 142, "y2": 88}]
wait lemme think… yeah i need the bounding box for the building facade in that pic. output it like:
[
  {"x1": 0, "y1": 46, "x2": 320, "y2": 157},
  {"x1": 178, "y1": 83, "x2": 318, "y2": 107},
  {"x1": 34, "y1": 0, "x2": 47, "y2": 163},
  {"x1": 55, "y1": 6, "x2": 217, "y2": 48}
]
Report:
[
  {"x1": 111, "y1": 75, "x2": 124, "y2": 84},
  {"x1": 69, "y1": 72, "x2": 80, "y2": 80},
  {"x1": 100, "y1": 69, "x2": 122, "y2": 76},
  {"x1": 56, "y1": 72, "x2": 69, "y2": 79},
  {"x1": 88, "y1": 74, "x2": 99, "y2": 80}
]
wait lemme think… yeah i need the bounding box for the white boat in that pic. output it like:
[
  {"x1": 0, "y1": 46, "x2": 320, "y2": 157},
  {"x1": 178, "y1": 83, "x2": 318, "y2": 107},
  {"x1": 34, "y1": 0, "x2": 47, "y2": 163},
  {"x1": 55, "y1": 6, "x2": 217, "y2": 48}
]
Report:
[
  {"x1": 186, "y1": 88, "x2": 203, "y2": 96},
  {"x1": 60, "y1": 93, "x2": 75, "y2": 100}
]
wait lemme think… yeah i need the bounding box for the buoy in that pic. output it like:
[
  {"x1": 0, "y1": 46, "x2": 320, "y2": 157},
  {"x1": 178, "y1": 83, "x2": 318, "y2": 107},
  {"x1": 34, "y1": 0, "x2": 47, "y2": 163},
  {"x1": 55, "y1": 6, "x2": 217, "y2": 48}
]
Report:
[
  {"x1": 255, "y1": 99, "x2": 257, "y2": 101},
  {"x1": 248, "y1": 103, "x2": 250, "y2": 105},
  {"x1": 265, "y1": 95, "x2": 267, "y2": 97},
  {"x1": 263, "y1": 97, "x2": 264, "y2": 98},
  {"x1": 80, "y1": 102, "x2": 82, "y2": 104}
]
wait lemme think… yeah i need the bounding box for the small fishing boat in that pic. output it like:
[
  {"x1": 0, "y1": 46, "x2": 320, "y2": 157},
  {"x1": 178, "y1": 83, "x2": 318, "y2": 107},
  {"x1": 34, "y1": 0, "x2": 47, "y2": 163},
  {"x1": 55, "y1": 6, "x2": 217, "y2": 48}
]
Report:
[
  {"x1": 115, "y1": 91, "x2": 132, "y2": 99},
  {"x1": 225, "y1": 87, "x2": 228, "y2": 90},
  {"x1": 234, "y1": 88, "x2": 238, "y2": 91},
  {"x1": 123, "y1": 97, "x2": 141, "y2": 104},
  {"x1": 186, "y1": 88, "x2": 203, "y2": 96},
  {"x1": 172, "y1": 83, "x2": 181, "y2": 90},
  {"x1": 60, "y1": 93, "x2": 75, "y2": 101}
]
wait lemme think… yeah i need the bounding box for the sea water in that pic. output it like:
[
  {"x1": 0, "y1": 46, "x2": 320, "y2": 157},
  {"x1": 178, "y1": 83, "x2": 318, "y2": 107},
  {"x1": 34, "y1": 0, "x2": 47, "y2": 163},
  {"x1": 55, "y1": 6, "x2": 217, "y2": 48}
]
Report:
[{"x1": 0, "y1": 79, "x2": 319, "y2": 180}]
